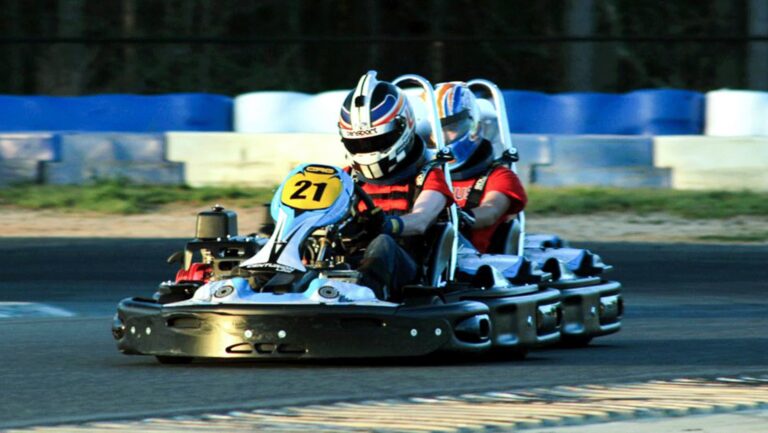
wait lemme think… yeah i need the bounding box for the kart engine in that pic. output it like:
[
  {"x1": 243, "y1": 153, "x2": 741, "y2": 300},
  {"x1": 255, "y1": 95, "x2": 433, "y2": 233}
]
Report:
[{"x1": 195, "y1": 204, "x2": 238, "y2": 240}]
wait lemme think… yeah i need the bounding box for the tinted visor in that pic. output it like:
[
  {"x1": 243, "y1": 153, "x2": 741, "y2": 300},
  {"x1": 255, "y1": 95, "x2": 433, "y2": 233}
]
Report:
[
  {"x1": 441, "y1": 110, "x2": 473, "y2": 144},
  {"x1": 342, "y1": 129, "x2": 402, "y2": 154}
]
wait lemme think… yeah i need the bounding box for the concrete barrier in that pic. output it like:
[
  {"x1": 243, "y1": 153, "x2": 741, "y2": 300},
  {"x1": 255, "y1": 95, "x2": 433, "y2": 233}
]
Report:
[
  {"x1": 42, "y1": 133, "x2": 183, "y2": 185},
  {"x1": 0, "y1": 133, "x2": 58, "y2": 185},
  {"x1": 533, "y1": 166, "x2": 671, "y2": 188},
  {"x1": 525, "y1": 135, "x2": 671, "y2": 188},
  {"x1": 654, "y1": 136, "x2": 768, "y2": 190},
  {"x1": 166, "y1": 132, "x2": 346, "y2": 187},
  {"x1": 166, "y1": 133, "x2": 672, "y2": 189},
  {"x1": 547, "y1": 136, "x2": 655, "y2": 168}
]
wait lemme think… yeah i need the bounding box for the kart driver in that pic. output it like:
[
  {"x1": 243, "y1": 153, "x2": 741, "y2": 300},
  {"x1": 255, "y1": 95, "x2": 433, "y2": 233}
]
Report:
[
  {"x1": 434, "y1": 81, "x2": 527, "y2": 253},
  {"x1": 339, "y1": 72, "x2": 454, "y2": 301}
]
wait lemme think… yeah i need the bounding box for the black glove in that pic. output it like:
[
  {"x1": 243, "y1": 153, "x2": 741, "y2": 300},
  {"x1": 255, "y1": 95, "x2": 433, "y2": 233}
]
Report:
[
  {"x1": 357, "y1": 206, "x2": 386, "y2": 236},
  {"x1": 459, "y1": 208, "x2": 477, "y2": 233}
]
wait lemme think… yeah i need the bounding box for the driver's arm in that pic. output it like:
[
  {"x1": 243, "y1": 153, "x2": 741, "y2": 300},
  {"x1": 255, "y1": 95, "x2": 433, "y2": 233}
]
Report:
[
  {"x1": 469, "y1": 191, "x2": 513, "y2": 229},
  {"x1": 398, "y1": 190, "x2": 447, "y2": 236}
]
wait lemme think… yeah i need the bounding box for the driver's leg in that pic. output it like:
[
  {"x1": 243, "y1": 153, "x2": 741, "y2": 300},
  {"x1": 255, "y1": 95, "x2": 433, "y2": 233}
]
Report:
[{"x1": 358, "y1": 234, "x2": 417, "y2": 301}]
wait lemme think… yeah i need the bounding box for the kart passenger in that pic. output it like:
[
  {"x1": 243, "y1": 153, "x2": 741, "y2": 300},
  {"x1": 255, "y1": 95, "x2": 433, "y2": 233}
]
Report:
[
  {"x1": 339, "y1": 72, "x2": 454, "y2": 301},
  {"x1": 434, "y1": 81, "x2": 527, "y2": 254}
]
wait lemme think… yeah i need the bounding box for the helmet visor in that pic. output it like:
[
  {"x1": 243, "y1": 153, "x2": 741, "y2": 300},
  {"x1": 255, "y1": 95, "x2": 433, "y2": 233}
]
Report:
[
  {"x1": 342, "y1": 129, "x2": 401, "y2": 155},
  {"x1": 441, "y1": 110, "x2": 473, "y2": 145}
]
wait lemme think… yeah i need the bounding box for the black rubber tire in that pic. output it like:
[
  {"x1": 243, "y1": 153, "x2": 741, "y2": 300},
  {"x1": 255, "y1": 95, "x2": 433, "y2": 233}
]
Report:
[
  {"x1": 560, "y1": 336, "x2": 593, "y2": 348},
  {"x1": 504, "y1": 348, "x2": 529, "y2": 361},
  {"x1": 155, "y1": 356, "x2": 194, "y2": 364},
  {"x1": 488, "y1": 347, "x2": 528, "y2": 361}
]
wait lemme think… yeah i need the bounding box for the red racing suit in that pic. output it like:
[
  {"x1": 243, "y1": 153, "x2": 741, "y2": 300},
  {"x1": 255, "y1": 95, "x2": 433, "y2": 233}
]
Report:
[
  {"x1": 355, "y1": 167, "x2": 454, "y2": 214},
  {"x1": 452, "y1": 165, "x2": 527, "y2": 253},
  {"x1": 348, "y1": 165, "x2": 454, "y2": 299}
]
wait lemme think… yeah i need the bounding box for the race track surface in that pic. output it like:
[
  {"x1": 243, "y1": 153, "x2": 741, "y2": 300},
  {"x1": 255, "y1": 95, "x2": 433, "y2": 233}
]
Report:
[{"x1": 0, "y1": 239, "x2": 766, "y2": 429}]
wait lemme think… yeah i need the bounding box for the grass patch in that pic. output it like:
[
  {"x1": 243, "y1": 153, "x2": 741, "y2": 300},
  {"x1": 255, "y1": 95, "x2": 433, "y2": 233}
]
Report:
[
  {"x1": 0, "y1": 180, "x2": 275, "y2": 214},
  {"x1": 0, "y1": 182, "x2": 767, "y2": 219},
  {"x1": 526, "y1": 186, "x2": 768, "y2": 219},
  {"x1": 696, "y1": 232, "x2": 768, "y2": 243}
]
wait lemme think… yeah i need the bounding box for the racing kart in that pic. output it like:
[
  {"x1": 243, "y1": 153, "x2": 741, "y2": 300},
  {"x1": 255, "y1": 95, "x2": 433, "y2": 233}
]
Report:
[
  {"x1": 453, "y1": 79, "x2": 623, "y2": 345},
  {"x1": 112, "y1": 75, "x2": 563, "y2": 363}
]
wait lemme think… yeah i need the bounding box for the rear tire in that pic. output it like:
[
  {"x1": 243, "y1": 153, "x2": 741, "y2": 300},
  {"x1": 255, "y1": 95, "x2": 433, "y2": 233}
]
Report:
[{"x1": 155, "y1": 356, "x2": 194, "y2": 364}]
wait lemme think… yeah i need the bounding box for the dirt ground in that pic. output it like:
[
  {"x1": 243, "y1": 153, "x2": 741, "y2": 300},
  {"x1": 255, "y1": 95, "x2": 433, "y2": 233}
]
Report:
[{"x1": 1, "y1": 205, "x2": 765, "y2": 244}]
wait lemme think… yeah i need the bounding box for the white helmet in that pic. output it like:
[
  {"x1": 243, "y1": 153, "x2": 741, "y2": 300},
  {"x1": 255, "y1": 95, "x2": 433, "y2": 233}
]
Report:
[{"x1": 339, "y1": 71, "x2": 418, "y2": 181}]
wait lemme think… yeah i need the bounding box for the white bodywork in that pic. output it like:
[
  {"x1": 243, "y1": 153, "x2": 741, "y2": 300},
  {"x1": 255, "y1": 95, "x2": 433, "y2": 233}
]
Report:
[{"x1": 169, "y1": 277, "x2": 398, "y2": 307}]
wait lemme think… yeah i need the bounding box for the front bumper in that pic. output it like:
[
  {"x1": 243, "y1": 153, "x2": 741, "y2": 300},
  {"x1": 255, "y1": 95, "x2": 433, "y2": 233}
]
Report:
[
  {"x1": 546, "y1": 279, "x2": 623, "y2": 340},
  {"x1": 114, "y1": 298, "x2": 495, "y2": 360},
  {"x1": 458, "y1": 287, "x2": 562, "y2": 350}
]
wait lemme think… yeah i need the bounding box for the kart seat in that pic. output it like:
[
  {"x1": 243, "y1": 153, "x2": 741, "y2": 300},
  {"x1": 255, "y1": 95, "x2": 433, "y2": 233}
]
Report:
[
  {"x1": 486, "y1": 217, "x2": 522, "y2": 255},
  {"x1": 425, "y1": 222, "x2": 455, "y2": 287}
]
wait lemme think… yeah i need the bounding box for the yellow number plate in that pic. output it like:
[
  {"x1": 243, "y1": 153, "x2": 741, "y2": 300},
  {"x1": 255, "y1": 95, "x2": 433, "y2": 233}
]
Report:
[{"x1": 281, "y1": 166, "x2": 343, "y2": 210}]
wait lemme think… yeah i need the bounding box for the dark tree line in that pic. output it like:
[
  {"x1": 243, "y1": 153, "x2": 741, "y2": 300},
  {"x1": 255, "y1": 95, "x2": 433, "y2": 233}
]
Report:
[{"x1": 0, "y1": 0, "x2": 765, "y2": 96}]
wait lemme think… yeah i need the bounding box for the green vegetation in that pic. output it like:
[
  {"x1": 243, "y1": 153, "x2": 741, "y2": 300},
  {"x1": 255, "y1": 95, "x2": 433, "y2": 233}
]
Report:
[
  {"x1": 696, "y1": 232, "x2": 768, "y2": 243},
  {"x1": 0, "y1": 181, "x2": 275, "y2": 214},
  {"x1": 526, "y1": 187, "x2": 768, "y2": 219},
  {"x1": 0, "y1": 183, "x2": 767, "y2": 219}
]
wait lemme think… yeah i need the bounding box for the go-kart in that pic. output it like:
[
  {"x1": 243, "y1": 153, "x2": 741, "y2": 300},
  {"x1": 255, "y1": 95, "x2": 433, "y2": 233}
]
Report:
[
  {"x1": 452, "y1": 79, "x2": 623, "y2": 345},
  {"x1": 112, "y1": 164, "x2": 562, "y2": 363},
  {"x1": 112, "y1": 75, "x2": 562, "y2": 363}
]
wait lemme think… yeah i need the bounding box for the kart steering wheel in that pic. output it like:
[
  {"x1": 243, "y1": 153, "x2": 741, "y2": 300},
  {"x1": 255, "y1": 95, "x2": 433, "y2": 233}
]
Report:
[
  {"x1": 353, "y1": 182, "x2": 377, "y2": 216},
  {"x1": 344, "y1": 182, "x2": 382, "y2": 242}
]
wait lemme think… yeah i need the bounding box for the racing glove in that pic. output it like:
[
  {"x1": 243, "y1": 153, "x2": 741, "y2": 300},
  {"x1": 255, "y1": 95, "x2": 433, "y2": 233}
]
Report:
[
  {"x1": 357, "y1": 208, "x2": 404, "y2": 238},
  {"x1": 358, "y1": 207, "x2": 386, "y2": 236},
  {"x1": 459, "y1": 208, "x2": 477, "y2": 233}
]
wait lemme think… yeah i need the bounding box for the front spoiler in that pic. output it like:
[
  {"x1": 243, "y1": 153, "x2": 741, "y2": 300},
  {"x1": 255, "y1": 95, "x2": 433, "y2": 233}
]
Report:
[
  {"x1": 115, "y1": 298, "x2": 497, "y2": 360},
  {"x1": 455, "y1": 287, "x2": 562, "y2": 350}
]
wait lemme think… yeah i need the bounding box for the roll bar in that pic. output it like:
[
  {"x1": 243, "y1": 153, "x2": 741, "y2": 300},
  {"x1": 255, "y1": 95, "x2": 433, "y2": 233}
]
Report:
[
  {"x1": 466, "y1": 79, "x2": 518, "y2": 171},
  {"x1": 393, "y1": 73, "x2": 459, "y2": 283},
  {"x1": 467, "y1": 79, "x2": 525, "y2": 256}
]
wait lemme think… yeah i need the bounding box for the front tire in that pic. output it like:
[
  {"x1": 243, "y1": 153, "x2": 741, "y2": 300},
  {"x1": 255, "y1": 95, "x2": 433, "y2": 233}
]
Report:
[
  {"x1": 155, "y1": 356, "x2": 194, "y2": 364},
  {"x1": 560, "y1": 336, "x2": 593, "y2": 347}
]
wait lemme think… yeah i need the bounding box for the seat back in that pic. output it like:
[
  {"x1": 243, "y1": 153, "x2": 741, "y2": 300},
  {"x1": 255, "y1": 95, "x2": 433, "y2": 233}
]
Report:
[
  {"x1": 425, "y1": 222, "x2": 456, "y2": 287},
  {"x1": 487, "y1": 216, "x2": 523, "y2": 256}
]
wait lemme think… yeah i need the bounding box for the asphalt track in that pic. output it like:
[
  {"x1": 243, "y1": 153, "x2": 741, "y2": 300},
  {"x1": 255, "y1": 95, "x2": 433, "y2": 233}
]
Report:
[{"x1": 0, "y1": 238, "x2": 766, "y2": 429}]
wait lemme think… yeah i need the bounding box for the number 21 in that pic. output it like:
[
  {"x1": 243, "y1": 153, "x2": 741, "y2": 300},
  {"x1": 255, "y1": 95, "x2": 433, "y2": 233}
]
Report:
[{"x1": 290, "y1": 180, "x2": 328, "y2": 201}]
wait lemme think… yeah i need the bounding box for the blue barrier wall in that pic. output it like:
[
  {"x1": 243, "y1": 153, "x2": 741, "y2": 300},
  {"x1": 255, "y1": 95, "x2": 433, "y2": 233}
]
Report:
[
  {"x1": 0, "y1": 94, "x2": 232, "y2": 132},
  {"x1": 503, "y1": 90, "x2": 704, "y2": 135}
]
